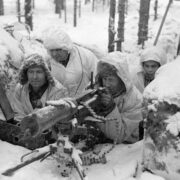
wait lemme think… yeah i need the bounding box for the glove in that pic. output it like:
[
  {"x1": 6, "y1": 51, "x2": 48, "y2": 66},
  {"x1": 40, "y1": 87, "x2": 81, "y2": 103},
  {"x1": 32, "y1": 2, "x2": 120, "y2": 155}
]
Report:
[
  {"x1": 99, "y1": 89, "x2": 115, "y2": 115},
  {"x1": 100, "y1": 89, "x2": 114, "y2": 107}
]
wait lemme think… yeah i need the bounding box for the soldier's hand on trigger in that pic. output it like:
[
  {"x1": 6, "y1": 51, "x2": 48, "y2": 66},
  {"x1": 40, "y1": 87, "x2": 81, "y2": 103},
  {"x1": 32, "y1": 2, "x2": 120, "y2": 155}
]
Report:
[{"x1": 100, "y1": 88, "x2": 114, "y2": 108}]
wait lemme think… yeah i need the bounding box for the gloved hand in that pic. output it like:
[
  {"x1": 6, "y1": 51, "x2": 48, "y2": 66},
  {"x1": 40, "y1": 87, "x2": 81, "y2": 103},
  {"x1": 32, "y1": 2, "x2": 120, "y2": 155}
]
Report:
[
  {"x1": 100, "y1": 90, "x2": 114, "y2": 107},
  {"x1": 99, "y1": 89, "x2": 115, "y2": 114}
]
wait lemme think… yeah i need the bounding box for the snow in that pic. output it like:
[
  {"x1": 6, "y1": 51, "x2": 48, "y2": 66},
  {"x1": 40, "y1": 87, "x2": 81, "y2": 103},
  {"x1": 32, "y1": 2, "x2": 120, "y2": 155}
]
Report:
[
  {"x1": 0, "y1": 28, "x2": 23, "y2": 68},
  {"x1": 165, "y1": 112, "x2": 180, "y2": 136},
  {"x1": 0, "y1": 140, "x2": 143, "y2": 180},
  {"x1": 0, "y1": 0, "x2": 180, "y2": 179}
]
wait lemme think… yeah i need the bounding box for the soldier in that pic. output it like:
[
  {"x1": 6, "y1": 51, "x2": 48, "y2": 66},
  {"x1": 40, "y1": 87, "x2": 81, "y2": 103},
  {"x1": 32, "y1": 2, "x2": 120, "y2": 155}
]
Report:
[
  {"x1": 12, "y1": 53, "x2": 68, "y2": 121},
  {"x1": 131, "y1": 46, "x2": 167, "y2": 94},
  {"x1": 93, "y1": 52, "x2": 143, "y2": 143},
  {"x1": 42, "y1": 27, "x2": 99, "y2": 97}
]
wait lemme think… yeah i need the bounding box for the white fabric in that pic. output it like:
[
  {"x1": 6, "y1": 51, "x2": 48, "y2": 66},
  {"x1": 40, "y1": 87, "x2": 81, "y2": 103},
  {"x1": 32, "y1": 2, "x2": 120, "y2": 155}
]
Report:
[
  {"x1": 12, "y1": 79, "x2": 68, "y2": 121},
  {"x1": 131, "y1": 46, "x2": 167, "y2": 94},
  {"x1": 51, "y1": 45, "x2": 99, "y2": 97},
  {"x1": 42, "y1": 27, "x2": 73, "y2": 52},
  {"x1": 96, "y1": 52, "x2": 143, "y2": 143}
]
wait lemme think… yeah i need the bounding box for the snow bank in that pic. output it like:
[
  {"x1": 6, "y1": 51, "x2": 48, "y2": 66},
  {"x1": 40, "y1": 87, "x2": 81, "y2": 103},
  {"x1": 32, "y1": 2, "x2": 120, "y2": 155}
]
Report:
[
  {"x1": 143, "y1": 56, "x2": 180, "y2": 180},
  {"x1": 0, "y1": 27, "x2": 23, "y2": 68},
  {"x1": 0, "y1": 140, "x2": 162, "y2": 180}
]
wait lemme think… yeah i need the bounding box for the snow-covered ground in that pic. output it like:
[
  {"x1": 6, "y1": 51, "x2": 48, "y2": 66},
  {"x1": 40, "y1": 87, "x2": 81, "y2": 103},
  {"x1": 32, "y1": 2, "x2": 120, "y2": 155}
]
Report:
[
  {"x1": 0, "y1": 0, "x2": 180, "y2": 179},
  {"x1": 0, "y1": 140, "x2": 165, "y2": 180}
]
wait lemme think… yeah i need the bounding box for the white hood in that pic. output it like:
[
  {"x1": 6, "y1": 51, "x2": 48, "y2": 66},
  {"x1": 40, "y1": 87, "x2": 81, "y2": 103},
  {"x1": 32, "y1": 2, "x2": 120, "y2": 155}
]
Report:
[
  {"x1": 97, "y1": 51, "x2": 132, "y2": 93},
  {"x1": 140, "y1": 46, "x2": 167, "y2": 66},
  {"x1": 42, "y1": 27, "x2": 73, "y2": 52}
]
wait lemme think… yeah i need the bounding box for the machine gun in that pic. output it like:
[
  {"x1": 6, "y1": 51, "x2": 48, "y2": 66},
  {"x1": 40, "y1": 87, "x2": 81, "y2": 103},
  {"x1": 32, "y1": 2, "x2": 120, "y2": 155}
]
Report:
[
  {"x1": 0, "y1": 85, "x2": 107, "y2": 150},
  {"x1": 2, "y1": 87, "x2": 108, "y2": 180},
  {"x1": 20, "y1": 87, "x2": 106, "y2": 139}
]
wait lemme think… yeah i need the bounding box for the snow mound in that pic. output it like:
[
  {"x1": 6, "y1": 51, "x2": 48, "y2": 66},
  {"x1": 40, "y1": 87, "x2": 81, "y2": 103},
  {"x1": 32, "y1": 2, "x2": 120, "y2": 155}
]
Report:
[{"x1": 0, "y1": 27, "x2": 23, "y2": 68}]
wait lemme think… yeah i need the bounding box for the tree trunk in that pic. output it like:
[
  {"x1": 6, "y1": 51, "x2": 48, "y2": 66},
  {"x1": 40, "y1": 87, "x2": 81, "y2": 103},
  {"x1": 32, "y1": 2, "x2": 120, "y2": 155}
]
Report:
[
  {"x1": 17, "y1": 0, "x2": 21, "y2": 22},
  {"x1": 137, "y1": 0, "x2": 151, "y2": 47},
  {"x1": 177, "y1": 36, "x2": 180, "y2": 56},
  {"x1": 74, "y1": 0, "x2": 77, "y2": 27},
  {"x1": 0, "y1": 0, "x2": 4, "y2": 15},
  {"x1": 25, "y1": 0, "x2": 33, "y2": 30},
  {"x1": 32, "y1": 0, "x2": 35, "y2": 9},
  {"x1": 78, "y1": 0, "x2": 81, "y2": 18},
  {"x1": 154, "y1": 0, "x2": 158, "y2": 20},
  {"x1": 103, "y1": 0, "x2": 106, "y2": 6},
  {"x1": 55, "y1": 0, "x2": 61, "y2": 14},
  {"x1": 64, "y1": 0, "x2": 67, "y2": 23},
  {"x1": 59, "y1": 0, "x2": 62, "y2": 18},
  {"x1": 84, "y1": 0, "x2": 90, "y2": 5},
  {"x1": 125, "y1": 0, "x2": 128, "y2": 15},
  {"x1": 117, "y1": 0, "x2": 125, "y2": 51},
  {"x1": 108, "y1": 0, "x2": 116, "y2": 52},
  {"x1": 61, "y1": 0, "x2": 64, "y2": 10},
  {"x1": 92, "y1": 0, "x2": 95, "y2": 12}
]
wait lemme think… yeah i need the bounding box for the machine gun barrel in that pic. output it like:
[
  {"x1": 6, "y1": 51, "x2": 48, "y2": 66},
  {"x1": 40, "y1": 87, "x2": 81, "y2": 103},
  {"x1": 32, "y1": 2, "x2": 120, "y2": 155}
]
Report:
[{"x1": 20, "y1": 88, "x2": 105, "y2": 138}]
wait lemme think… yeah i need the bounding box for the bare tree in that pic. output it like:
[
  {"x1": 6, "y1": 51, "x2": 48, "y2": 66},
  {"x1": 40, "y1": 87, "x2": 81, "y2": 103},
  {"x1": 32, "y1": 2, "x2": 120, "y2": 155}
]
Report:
[
  {"x1": 25, "y1": 0, "x2": 33, "y2": 30},
  {"x1": 32, "y1": 0, "x2": 35, "y2": 9},
  {"x1": 84, "y1": 0, "x2": 90, "y2": 5},
  {"x1": 137, "y1": 0, "x2": 151, "y2": 47},
  {"x1": 0, "y1": 0, "x2": 4, "y2": 15},
  {"x1": 55, "y1": 0, "x2": 60, "y2": 14},
  {"x1": 125, "y1": 0, "x2": 128, "y2": 15},
  {"x1": 17, "y1": 0, "x2": 21, "y2": 22},
  {"x1": 108, "y1": 0, "x2": 116, "y2": 52},
  {"x1": 78, "y1": 0, "x2": 81, "y2": 18},
  {"x1": 117, "y1": 0, "x2": 125, "y2": 51},
  {"x1": 92, "y1": 0, "x2": 95, "y2": 12},
  {"x1": 74, "y1": 0, "x2": 77, "y2": 27},
  {"x1": 103, "y1": 0, "x2": 106, "y2": 6},
  {"x1": 59, "y1": 0, "x2": 62, "y2": 18},
  {"x1": 154, "y1": 0, "x2": 158, "y2": 20},
  {"x1": 64, "y1": 0, "x2": 67, "y2": 23}
]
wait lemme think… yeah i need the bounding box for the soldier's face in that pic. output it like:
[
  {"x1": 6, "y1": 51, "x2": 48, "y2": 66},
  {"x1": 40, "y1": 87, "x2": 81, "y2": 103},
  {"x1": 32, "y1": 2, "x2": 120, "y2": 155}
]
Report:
[
  {"x1": 27, "y1": 66, "x2": 47, "y2": 91},
  {"x1": 102, "y1": 75, "x2": 123, "y2": 96},
  {"x1": 143, "y1": 60, "x2": 160, "y2": 77},
  {"x1": 50, "y1": 49, "x2": 69, "y2": 65}
]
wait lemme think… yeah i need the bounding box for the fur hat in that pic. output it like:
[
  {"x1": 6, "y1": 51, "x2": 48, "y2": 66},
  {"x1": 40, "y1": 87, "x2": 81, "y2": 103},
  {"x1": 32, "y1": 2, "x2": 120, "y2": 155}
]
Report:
[
  {"x1": 97, "y1": 61, "x2": 117, "y2": 78},
  {"x1": 18, "y1": 53, "x2": 55, "y2": 86}
]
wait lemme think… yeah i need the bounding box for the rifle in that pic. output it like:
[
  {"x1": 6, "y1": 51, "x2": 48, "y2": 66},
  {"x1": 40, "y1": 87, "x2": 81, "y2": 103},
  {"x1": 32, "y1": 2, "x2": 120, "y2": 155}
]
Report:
[
  {"x1": 2, "y1": 87, "x2": 108, "y2": 179},
  {"x1": 0, "y1": 75, "x2": 105, "y2": 149}
]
